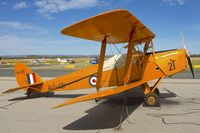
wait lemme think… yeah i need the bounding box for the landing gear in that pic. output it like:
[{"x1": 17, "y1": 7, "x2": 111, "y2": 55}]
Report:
[
  {"x1": 142, "y1": 77, "x2": 163, "y2": 106},
  {"x1": 154, "y1": 88, "x2": 160, "y2": 95},
  {"x1": 144, "y1": 92, "x2": 159, "y2": 106},
  {"x1": 26, "y1": 89, "x2": 32, "y2": 98},
  {"x1": 95, "y1": 98, "x2": 100, "y2": 102}
]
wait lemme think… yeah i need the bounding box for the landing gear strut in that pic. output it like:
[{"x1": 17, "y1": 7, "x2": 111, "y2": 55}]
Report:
[
  {"x1": 95, "y1": 98, "x2": 100, "y2": 102},
  {"x1": 154, "y1": 88, "x2": 160, "y2": 95},
  {"x1": 26, "y1": 89, "x2": 32, "y2": 98}
]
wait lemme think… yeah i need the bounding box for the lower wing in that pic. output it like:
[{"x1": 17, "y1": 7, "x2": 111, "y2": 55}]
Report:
[{"x1": 53, "y1": 80, "x2": 145, "y2": 109}]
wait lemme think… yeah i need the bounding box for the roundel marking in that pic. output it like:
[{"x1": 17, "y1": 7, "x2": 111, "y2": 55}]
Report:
[{"x1": 89, "y1": 75, "x2": 97, "y2": 86}]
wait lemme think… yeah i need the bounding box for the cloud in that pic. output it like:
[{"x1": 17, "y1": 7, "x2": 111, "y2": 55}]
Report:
[
  {"x1": 162, "y1": 0, "x2": 186, "y2": 6},
  {"x1": 13, "y1": 2, "x2": 29, "y2": 10},
  {"x1": 0, "y1": 21, "x2": 40, "y2": 31},
  {"x1": 34, "y1": 0, "x2": 99, "y2": 18},
  {"x1": 0, "y1": 35, "x2": 28, "y2": 49},
  {"x1": 0, "y1": 34, "x2": 63, "y2": 55},
  {"x1": 1, "y1": 1, "x2": 7, "y2": 5},
  {"x1": 0, "y1": 33, "x2": 100, "y2": 55}
]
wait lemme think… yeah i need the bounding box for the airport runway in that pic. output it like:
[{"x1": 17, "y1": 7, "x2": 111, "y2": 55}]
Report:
[
  {"x1": 0, "y1": 68, "x2": 199, "y2": 78},
  {"x1": 0, "y1": 77, "x2": 200, "y2": 133}
]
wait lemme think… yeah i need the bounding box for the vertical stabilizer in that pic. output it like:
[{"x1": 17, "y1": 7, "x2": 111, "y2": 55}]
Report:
[{"x1": 14, "y1": 62, "x2": 42, "y2": 88}]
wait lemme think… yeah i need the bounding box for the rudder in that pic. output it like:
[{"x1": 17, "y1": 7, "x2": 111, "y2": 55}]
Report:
[{"x1": 14, "y1": 62, "x2": 42, "y2": 88}]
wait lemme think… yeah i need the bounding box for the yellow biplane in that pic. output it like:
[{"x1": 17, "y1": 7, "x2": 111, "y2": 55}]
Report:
[{"x1": 2, "y1": 9, "x2": 194, "y2": 108}]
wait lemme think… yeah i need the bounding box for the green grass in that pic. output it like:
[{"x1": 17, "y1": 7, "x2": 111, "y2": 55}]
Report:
[{"x1": 191, "y1": 58, "x2": 200, "y2": 65}]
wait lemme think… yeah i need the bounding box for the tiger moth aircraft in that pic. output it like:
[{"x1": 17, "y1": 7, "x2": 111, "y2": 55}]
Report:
[{"x1": 2, "y1": 9, "x2": 195, "y2": 108}]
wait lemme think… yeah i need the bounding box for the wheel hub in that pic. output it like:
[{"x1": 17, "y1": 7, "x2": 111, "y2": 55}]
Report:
[{"x1": 148, "y1": 96, "x2": 155, "y2": 105}]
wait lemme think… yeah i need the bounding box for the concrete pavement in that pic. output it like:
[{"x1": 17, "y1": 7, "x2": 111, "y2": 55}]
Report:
[{"x1": 0, "y1": 77, "x2": 200, "y2": 133}]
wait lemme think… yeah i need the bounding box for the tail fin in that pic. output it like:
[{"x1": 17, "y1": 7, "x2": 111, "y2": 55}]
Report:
[{"x1": 14, "y1": 62, "x2": 42, "y2": 88}]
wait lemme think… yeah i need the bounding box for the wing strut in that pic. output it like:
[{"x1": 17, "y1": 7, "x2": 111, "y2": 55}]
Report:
[
  {"x1": 123, "y1": 28, "x2": 136, "y2": 84},
  {"x1": 96, "y1": 37, "x2": 107, "y2": 92}
]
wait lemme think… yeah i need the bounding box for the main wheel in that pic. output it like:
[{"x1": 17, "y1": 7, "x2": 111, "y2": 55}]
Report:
[
  {"x1": 26, "y1": 89, "x2": 32, "y2": 98},
  {"x1": 144, "y1": 92, "x2": 159, "y2": 106},
  {"x1": 95, "y1": 98, "x2": 100, "y2": 102}
]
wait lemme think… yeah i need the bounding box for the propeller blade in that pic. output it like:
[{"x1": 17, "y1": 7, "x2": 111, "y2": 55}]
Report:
[
  {"x1": 186, "y1": 54, "x2": 195, "y2": 79},
  {"x1": 181, "y1": 31, "x2": 195, "y2": 79}
]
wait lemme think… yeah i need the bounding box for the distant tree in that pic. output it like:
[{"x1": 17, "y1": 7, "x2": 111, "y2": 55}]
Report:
[{"x1": 191, "y1": 54, "x2": 200, "y2": 57}]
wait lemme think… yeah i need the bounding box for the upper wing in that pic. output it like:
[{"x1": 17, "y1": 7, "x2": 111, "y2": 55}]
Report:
[
  {"x1": 61, "y1": 9, "x2": 155, "y2": 44},
  {"x1": 53, "y1": 80, "x2": 145, "y2": 109},
  {"x1": 2, "y1": 81, "x2": 44, "y2": 94}
]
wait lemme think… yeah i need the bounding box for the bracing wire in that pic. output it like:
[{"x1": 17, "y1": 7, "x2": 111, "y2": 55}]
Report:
[
  {"x1": 115, "y1": 91, "x2": 134, "y2": 130},
  {"x1": 109, "y1": 37, "x2": 127, "y2": 62},
  {"x1": 110, "y1": 38, "x2": 126, "y2": 55},
  {"x1": 102, "y1": 37, "x2": 136, "y2": 128},
  {"x1": 101, "y1": 36, "x2": 118, "y2": 87},
  {"x1": 101, "y1": 36, "x2": 127, "y2": 88}
]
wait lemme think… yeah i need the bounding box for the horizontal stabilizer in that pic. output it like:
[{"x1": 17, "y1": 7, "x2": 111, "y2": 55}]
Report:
[
  {"x1": 2, "y1": 86, "x2": 26, "y2": 94},
  {"x1": 53, "y1": 80, "x2": 144, "y2": 109},
  {"x1": 2, "y1": 81, "x2": 44, "y2": 94}
]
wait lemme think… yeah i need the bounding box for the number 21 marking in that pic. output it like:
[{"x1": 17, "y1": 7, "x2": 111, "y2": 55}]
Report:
[{"x1": 168, "y1": 59, "x2": 176, "y2": 71}]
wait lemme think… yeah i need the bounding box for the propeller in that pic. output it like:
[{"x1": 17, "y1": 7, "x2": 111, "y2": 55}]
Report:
[{"x1": 181, "y1": 32, "x2": 195, "y2": 79}]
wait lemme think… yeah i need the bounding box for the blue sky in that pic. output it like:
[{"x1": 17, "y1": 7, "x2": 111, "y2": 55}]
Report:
[{"x1": 0, "y1": 0, "x2": 199, "y2": 55}]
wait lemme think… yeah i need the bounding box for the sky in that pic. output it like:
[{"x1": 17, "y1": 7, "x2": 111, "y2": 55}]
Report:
[{"x1": 0, "y1": 0, "x2": 200, "y2": 55}]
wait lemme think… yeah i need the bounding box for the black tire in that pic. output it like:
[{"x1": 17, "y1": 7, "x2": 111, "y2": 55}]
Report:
[
  {"x1": 49, "y1": 92, "x2": 55, "y2": 96},
  {"x1": 144, "y1": 92, "x2": 159, "y2": 106},
  {"x1": 26, "y1": 89, "x2": 32, "y2": 98},
  {"x1": 95, "y1": 98, "x2": 100, "y2": 102},
  {"x1": 154, "y1": 88, "x2": 160, "y2": 95},
  {"x1": 46, "y1": 92, "x2": 55, "y2": 97}
]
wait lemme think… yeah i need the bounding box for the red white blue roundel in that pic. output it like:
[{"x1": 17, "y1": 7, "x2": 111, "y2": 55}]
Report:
[{"x1": 89, "y1": 75, "x2": 97, "y2": 86}]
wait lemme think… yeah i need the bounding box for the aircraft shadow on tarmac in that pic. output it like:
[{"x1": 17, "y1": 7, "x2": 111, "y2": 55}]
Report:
[
  {"x1": 62, "y1": 87, "x2": 179, "y2": 130},
  {"x1": 159, "y1": 88, "x2": 181, "y2": 105},
  {"x1": 7, "y1": 87, "x2": 181, "y2": 130}
]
